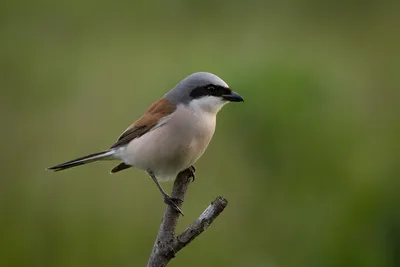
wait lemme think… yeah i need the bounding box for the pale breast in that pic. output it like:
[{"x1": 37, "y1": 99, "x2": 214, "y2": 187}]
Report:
[
  {"x1": 121, "y1": 105, "x2": 216, "y2": 181},
  {"x1": 186, "y1": 111, "x2": 216, "y2": 164}
]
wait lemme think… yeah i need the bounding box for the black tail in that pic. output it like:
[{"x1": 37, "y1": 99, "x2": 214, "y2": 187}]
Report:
[
  {"x1": 110, "y1": 162, "x2": 132, "y2": 174},
  {"x1": 47, "y1": 150, "x2": 115, "y2": 172}
]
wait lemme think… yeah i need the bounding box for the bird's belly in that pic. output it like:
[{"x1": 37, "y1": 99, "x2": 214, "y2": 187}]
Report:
[{"x1": 120, "y1": 111, "x2": 215, "y2": 181}]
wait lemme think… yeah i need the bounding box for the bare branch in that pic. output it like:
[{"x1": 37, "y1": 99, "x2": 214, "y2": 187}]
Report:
[
  {"x1": 147, "y1": 170, "x2": 228, "y2": 267},
  {"x1": 173, "y1": 196, "x2": 228, "y2": 251}
]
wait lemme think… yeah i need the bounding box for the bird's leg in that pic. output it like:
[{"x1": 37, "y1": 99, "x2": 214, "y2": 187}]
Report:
[{"x1": 147, "y1": 171, "x2": 184, "y2": 216}]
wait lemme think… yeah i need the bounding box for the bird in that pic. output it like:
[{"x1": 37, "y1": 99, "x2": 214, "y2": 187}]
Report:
[{"x1": 47, "y1": 72, "x2": 244, "y2": 214}]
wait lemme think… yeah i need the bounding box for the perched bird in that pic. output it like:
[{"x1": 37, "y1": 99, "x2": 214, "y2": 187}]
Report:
[{"x1": 47, "y1": 72, "x2": 244, "y2": 214}]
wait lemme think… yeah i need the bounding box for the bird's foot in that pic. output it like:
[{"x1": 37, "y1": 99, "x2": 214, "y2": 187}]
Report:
[
  {"x1": 187, "y1": 165, "x2": 196, "y2": 182},
  {"x1": 164, "y1": 195, "x2": 184, "y2": 216}
]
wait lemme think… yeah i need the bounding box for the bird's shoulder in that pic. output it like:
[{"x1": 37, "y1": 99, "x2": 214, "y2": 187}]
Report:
[
  {"x1": 134, "y1": 98, "x2": 176, "y2": 127},
  {"x1": 110, "y1": 98, "x2": 176, "y2": 149}
]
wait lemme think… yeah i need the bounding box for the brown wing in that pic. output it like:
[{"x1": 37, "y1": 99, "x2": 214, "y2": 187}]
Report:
[{"x1": 110, "y1": 98, "x2": 176, "y2": 149}]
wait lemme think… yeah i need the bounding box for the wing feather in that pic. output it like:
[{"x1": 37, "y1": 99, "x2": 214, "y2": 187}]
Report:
[{"x1": 110, "y1": 98, "x2": 176, "y2": 149}]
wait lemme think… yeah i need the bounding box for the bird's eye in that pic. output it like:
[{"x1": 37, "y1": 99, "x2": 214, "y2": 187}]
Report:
[{"x1": 207, "y1": 85, "x2": 216, "y2": 92}]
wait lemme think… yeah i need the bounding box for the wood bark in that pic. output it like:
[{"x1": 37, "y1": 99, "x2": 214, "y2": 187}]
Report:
[{"x1": 147, "y1": 169, "x2": 228, "y2": 267}]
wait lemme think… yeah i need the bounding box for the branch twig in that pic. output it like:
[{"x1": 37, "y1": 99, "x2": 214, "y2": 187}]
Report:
[{"x1": 147, "y1": 169, "x2": 228, "y2": 267}]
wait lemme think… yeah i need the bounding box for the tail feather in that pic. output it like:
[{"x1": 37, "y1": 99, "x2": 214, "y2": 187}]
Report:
[
  {"x1": 47, "y1": 150, "x2": 115, "y2": 172},
  {"x1": 110, "y1": 162, "x2": 132, "y2": 174}
]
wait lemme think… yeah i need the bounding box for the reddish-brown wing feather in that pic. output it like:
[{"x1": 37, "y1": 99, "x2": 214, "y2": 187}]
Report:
[{"x1": 110, "y1": 98, "x2": 176, "y2": 149}]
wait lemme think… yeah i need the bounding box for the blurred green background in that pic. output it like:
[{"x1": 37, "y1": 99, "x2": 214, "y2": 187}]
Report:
[{"x1": 1, "y1": 0, "x2": 399, "y2": 266}]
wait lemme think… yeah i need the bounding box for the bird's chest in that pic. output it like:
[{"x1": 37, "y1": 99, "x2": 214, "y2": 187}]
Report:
[
  {"x1": 142, "y1": 107, "x2": 216, "y2": 181},
  {"x1": 188, "y1": 117, "x2": 214, "y2": 154},
  {"x1": 170, "y1": 107, "x2": 216, "y2": 161}
]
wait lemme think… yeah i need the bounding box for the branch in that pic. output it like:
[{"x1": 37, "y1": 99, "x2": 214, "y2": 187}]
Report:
[
  {"x1": 147, "y1": 170, "x2": 228, "y2": 267},
  {"x1": 174, "y1": 196, "x2": 228, "y2": 251}
]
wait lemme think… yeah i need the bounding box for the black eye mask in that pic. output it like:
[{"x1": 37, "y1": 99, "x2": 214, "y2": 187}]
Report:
[{"x1": 190, "y1": 84, "x2": 231, "y2": 99}]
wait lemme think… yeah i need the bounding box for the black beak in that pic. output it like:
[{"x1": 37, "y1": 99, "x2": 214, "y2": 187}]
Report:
[{"x1": 222, "y1": 91, "x2": 244, "y2": 102}]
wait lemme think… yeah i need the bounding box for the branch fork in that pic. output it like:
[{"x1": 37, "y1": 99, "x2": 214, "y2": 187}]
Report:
[{"x1": 147, "y1": 169, "x2": 228, "y2": 267}]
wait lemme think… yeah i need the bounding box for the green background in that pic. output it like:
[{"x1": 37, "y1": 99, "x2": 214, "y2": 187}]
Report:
[{"x1": 1, "y1": 1, "x2": 399, "y2": 266}]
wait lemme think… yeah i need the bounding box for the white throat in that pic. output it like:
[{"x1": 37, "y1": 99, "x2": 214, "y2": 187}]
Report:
[{"x1": 187, "y1": 96, "x2": 227, "y2": 114}]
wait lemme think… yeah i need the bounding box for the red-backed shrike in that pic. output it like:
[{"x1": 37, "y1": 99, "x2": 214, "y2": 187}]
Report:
[{"x1": 48, "y1": 72, "x2": 244, "y2": 214}]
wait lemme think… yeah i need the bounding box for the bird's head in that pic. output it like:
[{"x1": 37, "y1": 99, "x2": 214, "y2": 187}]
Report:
[{"x1": 165, "y1": 72, "x2": 244, "y2": 114}]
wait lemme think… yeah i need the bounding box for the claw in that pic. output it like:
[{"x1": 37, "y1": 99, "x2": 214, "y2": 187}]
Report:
[
  {"x1": 188, "y1": 166, "x2": 196, "y2": 182},
  {"x1": 164, "y1": 195, "x2": 184, "y2": 216}
]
